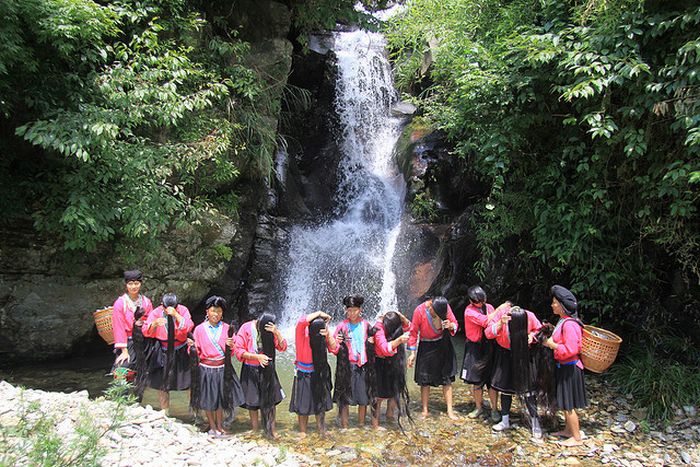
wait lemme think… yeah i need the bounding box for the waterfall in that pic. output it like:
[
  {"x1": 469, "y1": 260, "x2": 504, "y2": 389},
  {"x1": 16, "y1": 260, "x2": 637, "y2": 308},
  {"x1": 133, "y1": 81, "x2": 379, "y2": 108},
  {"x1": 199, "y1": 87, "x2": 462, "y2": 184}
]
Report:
[{"x1": 277, "y1": 29, "x2": 405, "y2": 328}]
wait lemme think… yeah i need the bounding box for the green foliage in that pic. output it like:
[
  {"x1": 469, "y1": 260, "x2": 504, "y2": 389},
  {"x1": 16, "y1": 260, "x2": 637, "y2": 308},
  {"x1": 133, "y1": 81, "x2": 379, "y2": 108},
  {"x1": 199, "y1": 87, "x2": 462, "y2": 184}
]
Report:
[
  {"x1": 0, "y1": 380, "x2": 132, "y2": 466},
  {"x1": 291, "y1": 0, "x2": 383, "y2": 48},
  {"x1": 0, "y1": 0, "x2": 280, "y2": 252},
  {"x1": 411, "y1": 191, "x2": 438, "y2": 222},
  {"x1": 385, "y1": 0, "x2": 700, "y2": 325},
  {"x1": 212, "y1": 243, "x2": 233, "y2": 261},
  {"x1": 609, "y1": 341, "x2": 700, "y2": 421}
]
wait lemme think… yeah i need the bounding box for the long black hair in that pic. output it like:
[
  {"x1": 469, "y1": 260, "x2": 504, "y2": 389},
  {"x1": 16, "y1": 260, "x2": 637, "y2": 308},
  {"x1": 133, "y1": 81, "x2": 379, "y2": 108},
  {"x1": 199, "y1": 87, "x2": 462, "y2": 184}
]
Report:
[
  {"x1": 431, "y1": 296, "x2": 449, "y2": 320},
  {"x1": 342, "y1": 295, "x2": 364, "y2": 308},
  {"x1": 131, "y1": 306, "x2": 148, "y2": 401},
  {"x1": 257, "y1": 312, "x2": 277, "y2": 437},
  {"x1": 309, "y1": 317, "x2": 332, "y2": 417},
  {"x1": 188, "y1": 331, "x2": 200, "y2": 411},
  {"x1": 467, "y1": 286, "x2": 488, "y2": 315},
  {"x1": 531, "y1": 322, "x2": 556, "y2": 414},
  {"x1": 508, "y1": 306, "x2": 531, "y2": 394},
  {"x1": 365, "y1": 325, "x2": 377, "y2": 416},
  {"x1": 333, "y1": 328, "x2": 352, "y2": 407},
  {"x1": 382, "y1": 312, "x2": 413, "y2": 432},
  {"x1": 162, "y1": 293, "x2": 178, "y2": 391}
]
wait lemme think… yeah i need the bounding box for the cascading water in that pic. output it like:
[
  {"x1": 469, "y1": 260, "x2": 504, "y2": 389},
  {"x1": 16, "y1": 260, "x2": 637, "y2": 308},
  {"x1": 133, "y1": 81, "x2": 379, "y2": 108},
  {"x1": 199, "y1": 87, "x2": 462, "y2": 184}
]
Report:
[{"x1": 277, "y1": 29, "x2": 405, "y2": 327}]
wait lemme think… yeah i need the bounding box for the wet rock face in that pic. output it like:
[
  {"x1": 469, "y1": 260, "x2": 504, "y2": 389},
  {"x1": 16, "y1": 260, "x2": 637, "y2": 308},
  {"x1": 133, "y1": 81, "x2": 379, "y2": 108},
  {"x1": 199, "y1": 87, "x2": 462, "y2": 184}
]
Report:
[{"x1": 0, "y1": 215, "x2": 237, "y2": 361}]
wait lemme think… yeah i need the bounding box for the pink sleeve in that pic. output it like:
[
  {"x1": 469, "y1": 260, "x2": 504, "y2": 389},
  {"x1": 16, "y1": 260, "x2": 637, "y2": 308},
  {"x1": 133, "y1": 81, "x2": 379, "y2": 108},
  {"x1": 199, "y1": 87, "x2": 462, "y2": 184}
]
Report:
[
  {"x1": 374, "y1": 325, "x2": 397, "y2": 358},
  {"x1": 407, "y1": 309, "x2": 421, "y2": 350},
  {"x1": 554, "y1": 321, "x2": 582, "y2": 361},
  {"x1": 193, "y1": 326, "x2": 204, "y2": 358},
  {"x1": 485, "y1": 308, "x2": 503, "y2": 340},
  {"x1": 465, "y1": 307, "x2": 489, "y2": 328},
  {"x1": 233, "y1": 326, "x2": 248, "y2": 361},
  {"x1": 402, "y1": 321, "x2": 412, "y2": 333},
  {"x1": 111, "y1": 298, "x2": 128, "y2": 349},
  {"x1": 142, "y1": 306, "x2": 159, "y2": 338},
  {"x1": 142, "y1": 297, "x2": 154, "y2": 318},
  {"x1": 447, "y1": 305, "x2": 458, "y2": 336},
  {"x1": 174, "y1": 306, "x2": 194, "y2": 341},
  {"x1": 330, "y1": 322, "x2": 345, "y2": 355},
  {"x1": 527, "y1": 311, "x2": 542, "y2": 334},
  {"x1": 275, "y1": 335, "x2": 287, "y2": 352}
]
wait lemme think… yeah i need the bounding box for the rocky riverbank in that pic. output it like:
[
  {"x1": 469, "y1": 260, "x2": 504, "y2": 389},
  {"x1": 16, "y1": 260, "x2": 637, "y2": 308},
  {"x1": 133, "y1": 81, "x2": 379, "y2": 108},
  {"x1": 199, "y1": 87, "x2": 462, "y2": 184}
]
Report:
[
  {"x1": 1, "y1": 375, "x2": 699, "y2": 466},
  {"x1": 0, "y1": 381, "x2": 305, "y2": 466}
]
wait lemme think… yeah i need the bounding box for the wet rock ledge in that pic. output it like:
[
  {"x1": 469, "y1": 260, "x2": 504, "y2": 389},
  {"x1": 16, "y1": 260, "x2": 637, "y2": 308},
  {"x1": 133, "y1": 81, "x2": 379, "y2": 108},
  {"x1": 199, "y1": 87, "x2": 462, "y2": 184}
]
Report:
[{"x1": 0, "y1": 381, "x2": 305, "y2": 466}]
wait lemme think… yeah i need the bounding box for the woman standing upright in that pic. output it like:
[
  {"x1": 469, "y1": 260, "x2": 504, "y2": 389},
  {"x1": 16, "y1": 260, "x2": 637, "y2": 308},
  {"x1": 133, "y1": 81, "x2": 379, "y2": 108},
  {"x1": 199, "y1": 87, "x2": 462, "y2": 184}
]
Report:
[
  {"x1": 542, "y1": 285, "x2": 588, "y2": 447},
  {"x1": 407, "y1": 296, "x2": 459, "y2": 419},
  {"x1": 461, "y1": 286, "x2": 502, "y2": 422},
  {"x1": 191, "y1": 295, "x2": 244, "y2": 437},
  {"x1": 332, "y1": 295, "x2": 372, "y2": 427},
  {"x1": 142, "y1": 293, "x2": 194, "y2": 413},
  {"x1": 234, "y1": 313, "x2": 287, "y2": 438},
  {"x1": 111, "y1": 270, "x2": 153, "y2": 373}
]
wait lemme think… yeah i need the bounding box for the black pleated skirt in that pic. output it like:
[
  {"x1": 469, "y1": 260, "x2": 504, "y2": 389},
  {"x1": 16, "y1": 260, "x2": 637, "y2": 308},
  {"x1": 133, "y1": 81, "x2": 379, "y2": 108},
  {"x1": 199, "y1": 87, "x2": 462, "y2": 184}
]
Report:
[
  {"x1": 414, "y1": 336, "x2": 457, "y2": 387},
  {"x1": 375, "y1": 357, "x2": 394, "y2": 399},
  {"x1": 461, "y1": 337, "x2": 493, "y2": 387},
  {"x1": 196, "y1": 365, "x2": 245, "y2": 411},
  {"x1": 239, "y1": 363, "x2": 285, "y2": 410},
  {"x1": 333, "y1": 364, "x2": 370, "y2": 406},
  {"x1": 490, "y1": 344, "x2": 514, "y2": 394},
  {"x1": 148, "y1": 343, "x2": 191, "y2": 391},
  {"x1": 289, "y1": 371, "x2": 333, "y2": 415},
  {"x1": 555, "y1": 364, "x2": 588, "y2": 410}
]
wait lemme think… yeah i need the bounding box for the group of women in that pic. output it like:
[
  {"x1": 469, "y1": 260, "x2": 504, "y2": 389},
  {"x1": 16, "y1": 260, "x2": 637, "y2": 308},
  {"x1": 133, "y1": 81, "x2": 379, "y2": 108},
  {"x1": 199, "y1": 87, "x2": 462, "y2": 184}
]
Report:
[{"x1": 110, "y1": 270, "x2": 587, "y2": 446}]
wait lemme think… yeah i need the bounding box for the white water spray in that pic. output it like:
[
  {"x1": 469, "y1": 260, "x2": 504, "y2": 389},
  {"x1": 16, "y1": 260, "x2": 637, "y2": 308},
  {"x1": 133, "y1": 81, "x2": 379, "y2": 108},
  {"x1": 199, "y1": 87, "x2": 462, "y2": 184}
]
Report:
[{"x1": 277, "y1": 29, "x2": 405, "y2": 328}]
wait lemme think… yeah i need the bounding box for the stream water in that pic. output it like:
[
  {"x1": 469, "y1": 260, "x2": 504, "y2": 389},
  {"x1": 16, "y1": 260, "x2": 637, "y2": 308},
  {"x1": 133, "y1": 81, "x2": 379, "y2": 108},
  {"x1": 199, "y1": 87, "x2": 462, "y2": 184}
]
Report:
[{"x1": 0, "y1": 25, "x2": 567, "y2": 466}]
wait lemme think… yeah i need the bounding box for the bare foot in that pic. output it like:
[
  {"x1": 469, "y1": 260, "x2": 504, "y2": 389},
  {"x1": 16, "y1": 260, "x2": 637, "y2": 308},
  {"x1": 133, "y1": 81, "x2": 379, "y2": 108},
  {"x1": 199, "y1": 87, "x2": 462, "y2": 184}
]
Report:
[
  {"x1": 373, "y1": 425, "x2": 387, "y2": 431},
  {"x1": 421, "y1": 411, "x2": 430, "y2": 419},
  {"x1": 298, "y1": 432, "x2": 307, "y2": 439},
  {"x1": 552, "y1": 430, "x2": 573, "y2": 438},
  {"x1": 270, "y1": 430, "x2": 279, "y2": 440},
  {"x1": 557, "y1": 437, "x2": 583, "y2": 447},
  {"x1": 447, "y1": 412, "x2": 460, "y2": 421}
]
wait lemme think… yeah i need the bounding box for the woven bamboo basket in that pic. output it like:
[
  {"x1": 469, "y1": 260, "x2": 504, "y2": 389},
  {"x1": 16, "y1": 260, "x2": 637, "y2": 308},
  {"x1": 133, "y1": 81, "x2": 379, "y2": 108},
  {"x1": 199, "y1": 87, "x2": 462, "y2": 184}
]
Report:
[
  {"x1": 93, "y1": 306, "x2": 114, "y2": 345},
  {"x1": 581, "y1": 325, "x2": 622, "y2": 373}
]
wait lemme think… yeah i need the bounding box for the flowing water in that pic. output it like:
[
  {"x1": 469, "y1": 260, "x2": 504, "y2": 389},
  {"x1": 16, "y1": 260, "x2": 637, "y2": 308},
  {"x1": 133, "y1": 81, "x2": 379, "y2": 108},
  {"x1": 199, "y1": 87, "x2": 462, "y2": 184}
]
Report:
[
  {"x1": 0, "y1": 26, "x2": 554, "y2": 466},
  {"x1": 276, "y1": 28, "x2": 405, "y2": 328}
]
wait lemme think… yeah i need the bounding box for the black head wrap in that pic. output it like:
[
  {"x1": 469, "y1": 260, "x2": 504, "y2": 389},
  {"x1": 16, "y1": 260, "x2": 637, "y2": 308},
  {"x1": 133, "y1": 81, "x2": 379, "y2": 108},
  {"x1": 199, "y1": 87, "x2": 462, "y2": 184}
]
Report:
[
  {"x1": 551, "y1": 285, "x2": 578, "y2": 316},
  {"x1": 124, "y1": 270, "x2": 143, "y2": 282}
]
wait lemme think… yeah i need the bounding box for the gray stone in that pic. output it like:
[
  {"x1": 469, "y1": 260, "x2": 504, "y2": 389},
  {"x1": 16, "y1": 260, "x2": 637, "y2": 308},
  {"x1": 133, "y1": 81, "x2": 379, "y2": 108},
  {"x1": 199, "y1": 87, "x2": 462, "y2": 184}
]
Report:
[
  {"x1": 624, "y1": 421, "x2": 637, "y2": 432},
  {"x1": 680, "y1": 452, "x2": 692, "y2": 464}
]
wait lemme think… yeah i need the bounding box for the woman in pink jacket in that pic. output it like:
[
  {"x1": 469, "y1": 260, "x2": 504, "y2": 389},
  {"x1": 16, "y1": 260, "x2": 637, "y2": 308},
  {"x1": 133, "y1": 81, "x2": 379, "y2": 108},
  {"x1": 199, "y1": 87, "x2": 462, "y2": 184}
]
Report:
[{"x1": 542, "y1": 285, "x2": 588, "y2": 447}]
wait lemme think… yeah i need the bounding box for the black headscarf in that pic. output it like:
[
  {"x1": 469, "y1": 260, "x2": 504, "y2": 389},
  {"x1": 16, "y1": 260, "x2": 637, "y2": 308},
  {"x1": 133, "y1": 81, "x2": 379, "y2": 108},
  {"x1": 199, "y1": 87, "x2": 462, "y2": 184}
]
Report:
[{"x1": 551, "y1": 285, "x2": 578, "y2": 317}]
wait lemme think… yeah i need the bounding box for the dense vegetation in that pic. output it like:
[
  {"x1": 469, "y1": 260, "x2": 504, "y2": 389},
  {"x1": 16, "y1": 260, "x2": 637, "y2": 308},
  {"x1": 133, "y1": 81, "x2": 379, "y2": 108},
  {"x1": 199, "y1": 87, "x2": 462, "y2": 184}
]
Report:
[
  {"x1": 0, "y1": 0, "x2": 374, "y2": 255},
  {"x1": 385, "y1": 0, "x2": 700, "y2": 418}
]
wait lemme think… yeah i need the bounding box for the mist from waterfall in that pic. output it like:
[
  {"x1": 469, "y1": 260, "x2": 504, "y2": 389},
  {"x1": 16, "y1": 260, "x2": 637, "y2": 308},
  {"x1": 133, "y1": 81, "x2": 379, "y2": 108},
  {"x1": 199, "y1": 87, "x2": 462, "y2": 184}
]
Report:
[{"x1": 277, "y1": 29, "x2": 405, "y2": 327}]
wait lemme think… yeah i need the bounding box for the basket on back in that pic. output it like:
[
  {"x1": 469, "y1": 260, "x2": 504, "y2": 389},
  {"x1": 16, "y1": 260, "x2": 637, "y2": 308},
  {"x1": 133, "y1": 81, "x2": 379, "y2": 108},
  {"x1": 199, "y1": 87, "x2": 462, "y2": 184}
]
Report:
[
  {"x1": 581, "y1": 325, "x2": 622, "y2": 373},
  {"x1": 93, "y1": 306, "x2": 114, "y2": 345}
]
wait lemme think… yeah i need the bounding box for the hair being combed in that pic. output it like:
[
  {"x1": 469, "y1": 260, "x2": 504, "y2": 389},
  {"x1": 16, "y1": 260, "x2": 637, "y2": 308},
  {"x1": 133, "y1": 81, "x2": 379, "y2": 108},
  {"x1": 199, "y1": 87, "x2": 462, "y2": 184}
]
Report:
[
  {"x1": 131, "y1": 306, "x2": 148, "y2": 401},
  {"x1": 382, "y1": 312, "x2": 413, "y2": 432},
  {"x1": 531, "y1": 322, "x2": 556, "y2": 414},
  {"x1": 309, "y1": 317, "x2": 332, "y2": 419},
  {"x1": 508, "y1": 307, "x2": 531, "y2": 394},
  {"x1": 188, "y1": 331, "x2": 201, "y2": 411},
  {"x1": 223, "y1": 319, "x2": 237, "y2": 414},
  {"x1": 333, "y1": 329, "x2": 352, "y2": 407},
  {"x1": 365, "y1": 325, "x2": 377, "y2": 417},
  {"x1": 257, "y1": 313, "x2": 277, "y2": 437}
]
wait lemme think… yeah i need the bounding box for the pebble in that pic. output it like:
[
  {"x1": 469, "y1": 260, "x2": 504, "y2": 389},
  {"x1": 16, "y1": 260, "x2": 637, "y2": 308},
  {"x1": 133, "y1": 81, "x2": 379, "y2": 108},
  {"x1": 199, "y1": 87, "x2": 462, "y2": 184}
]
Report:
[
  {"x1": 683, "y1": 406, "x2": 697, "y2": 417},
  {"x1": 680, "y1": 451, "x2": 692, "y2": 464},
  {"x1": 624, "y1": 421, "x2": 637, "y2": 432}
]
